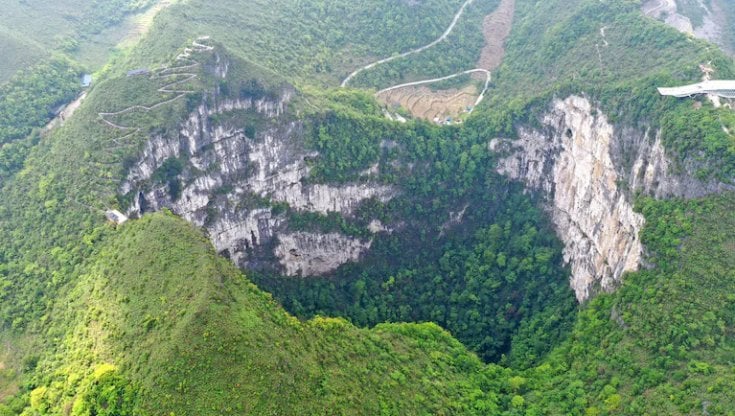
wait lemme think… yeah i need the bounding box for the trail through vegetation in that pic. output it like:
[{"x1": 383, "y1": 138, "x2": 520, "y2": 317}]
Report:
[
  {"x1": 350, "y1": 0, "x2": 512, "y2": 121},
  {"x1": 98, "y1": 37, "x2": 213, "y2": 143},
  {"x1": 340, "y1": 0, "x2": 480, "y2": 87}
]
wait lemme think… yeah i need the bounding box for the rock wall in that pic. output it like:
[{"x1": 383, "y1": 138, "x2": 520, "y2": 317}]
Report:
[
  {"x1": 491, "y1": 95, "x2": 727, "y2": 301},
  {"x1": 274, "y1": 232, "x2": 373, "y2": 276},
  {"x1": 642, "y1": 0, "x2": 731, "y2": 54},
  {"x1": 122, "y1": 83, "x2": 394, "y2": 276}
]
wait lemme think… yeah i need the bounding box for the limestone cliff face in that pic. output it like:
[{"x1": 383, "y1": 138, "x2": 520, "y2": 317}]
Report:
[
  {"x1": 122, "y1": 84, "x2": 392, "y2": 276},
  {"x1": 642, "y1": 0, "x2": 731, "y2": 54},
  {"x1": 491, "y1": 95, "x2": 728, "y2": 301},
  {"x1": 274, "y1": 232, "x2": 373, "y2": 276}
]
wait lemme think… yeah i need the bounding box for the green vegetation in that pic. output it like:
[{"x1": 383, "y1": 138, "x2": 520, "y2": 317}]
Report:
[
  {"x1": 474, "y1": 0, "x2": 735, "y2": 182},
  {"x1": 0, "y1": 59, "x2": 81, "y2": 146},
  {"x1": 0, "y1": 0, "x2": 734, "y2": 414},
  {"x1": 18, "y1": 213, "x2": 517, "y2": 415},
  {"x1": 79, "y1": 0, "x2": 157, "y2": 35},
  {"x1": 0, "y1": 0, "x2": 173, "y2": 183},
  {"x1": 519, "y1": 194, "x2": 735, "y2": 414},
  {"x1": 349, "y1": 0, "x2": 499, "y2": 89},
  {"x1": 261, "y1": 192, "x2": 577, "y2": 366},
  {"x1": 257, "y1": 98, "x2": 577, "y2": 366},
  {"x1": 0, "y1": 29, "x2": 45, "y2": 83},
  {"x1": 126, "y1": 0, "x2": 477, "y2": 85},
  {"x1": 659, "y1": 98, "x2": 735, "y2": 181},
  {"x1": 0, "y1": 0, "x2": 160, "y2": 82}
]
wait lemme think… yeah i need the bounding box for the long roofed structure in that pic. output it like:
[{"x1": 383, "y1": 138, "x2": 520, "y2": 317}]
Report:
[{"x1": 658, "y1": 80, "x2": 735, "y2": 98}]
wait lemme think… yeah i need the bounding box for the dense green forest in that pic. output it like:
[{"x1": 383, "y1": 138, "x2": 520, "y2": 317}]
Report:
[
  {"x1": 520, "y1": 194, "x2": 735, "y2": 414},
  {"x1": 13, "y1": 213, "x2": 510, "y2": 415},
  {"x1": 0, "y1": 60, "x2": 81, "y2": 146},
  {"x1": 0, "y1": 0, "x2": 734, "y2": 414}
]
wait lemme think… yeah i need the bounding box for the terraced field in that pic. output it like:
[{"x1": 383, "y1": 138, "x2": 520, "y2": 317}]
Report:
[{"x1": 380, "y1": 84, "x2": 479, "y2": 121}]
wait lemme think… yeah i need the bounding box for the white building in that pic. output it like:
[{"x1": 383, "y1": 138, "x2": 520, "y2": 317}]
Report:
[{"x1": 658, "y1": 80, "x2": 735, "y2": 98}]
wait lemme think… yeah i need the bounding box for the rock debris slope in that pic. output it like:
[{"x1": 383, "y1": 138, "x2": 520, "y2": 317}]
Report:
[{"x1": 642, "y1": 0, "x2": 731, "y2": 54}]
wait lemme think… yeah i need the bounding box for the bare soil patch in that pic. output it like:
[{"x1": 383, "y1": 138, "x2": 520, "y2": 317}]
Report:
[
  {"x1": 477, "y1": 0, "x2": 515, "y2": 71},
  {"x1": 374, "y1": 0, "x2": 514, "y2": 121}
]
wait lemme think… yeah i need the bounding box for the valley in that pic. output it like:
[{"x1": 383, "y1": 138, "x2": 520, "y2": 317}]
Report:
[{"x1": 0, "y1": 0, "x2": 734, "y2": 414}]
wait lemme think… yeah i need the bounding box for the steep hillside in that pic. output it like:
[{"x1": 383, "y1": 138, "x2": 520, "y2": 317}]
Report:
[
  {"x1": 522, "y1": 193, "x2": 735, "y2": 414},
  {"x1": 122, "y1": 0, "x2": 514, "y2": 87},
  {"x1": 0, "y1": 0, "x2": 164, "y2": 82},
  {"x1": 25, "y1": 213, "x2": 510, "y2": 415},
  {"x1": 642, "y1": 0, "x2": 735, "y2": 54},
  {"x1": 0, "y1": 0, "x2": 735, "y2": 414},
  {"x1": 0, "y1": 28, "x2": 45, "y2": 83}
]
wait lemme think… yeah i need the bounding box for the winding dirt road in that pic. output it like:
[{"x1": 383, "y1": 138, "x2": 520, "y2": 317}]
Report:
[
  {"x1": 343, "y1": 0, "x2": 515, "y2": 117},
  {"x1": 341, "y1": 0, "x2": 478, "y2": 87},
  {"x1": 98, "y1": 38, "x2": 214, "y2": 144}
]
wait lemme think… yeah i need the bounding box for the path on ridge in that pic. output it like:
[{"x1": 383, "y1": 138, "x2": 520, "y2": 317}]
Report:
[{"x1": 98, "y1": 37, "x2": 214, "y2": 145}]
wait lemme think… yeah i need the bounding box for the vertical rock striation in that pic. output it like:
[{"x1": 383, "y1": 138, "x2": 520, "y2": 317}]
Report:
[
  {"x1": 492, "y1": 95, "x2": 728, "y2": 301},
  {"x1": 274, "y1": 232, "x2": 373, "y2": 277},
  {"x1": 122, "y1": 79, "x2": 393, "y2": 276}
]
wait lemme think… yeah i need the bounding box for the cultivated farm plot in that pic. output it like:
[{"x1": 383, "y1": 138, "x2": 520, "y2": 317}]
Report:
[{"x1": 378, "y1": 84, "x2": 478, "y2": 121}]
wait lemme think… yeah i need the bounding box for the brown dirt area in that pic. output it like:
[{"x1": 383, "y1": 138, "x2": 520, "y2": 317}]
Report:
[
  {"x1": 478, "y1": 0, "x2": 515, "y2": 71},
  {"x1": 378, "y1": 84, "x2": 478, "y2": 121}
]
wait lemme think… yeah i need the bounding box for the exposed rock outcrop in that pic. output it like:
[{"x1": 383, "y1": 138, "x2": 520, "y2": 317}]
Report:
[
  {"x1": 274, "y1": 232, "x2": 373, "y2": 276},
  {"x1": 642, "y1": 0, "x2": 731, "y2": 54},
  {"x1": 122, "y1": 81, "x2": 394, "y2": 276},
  {"x1": 491, "y1": 95, "x2": 728, "y2": 301}
]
